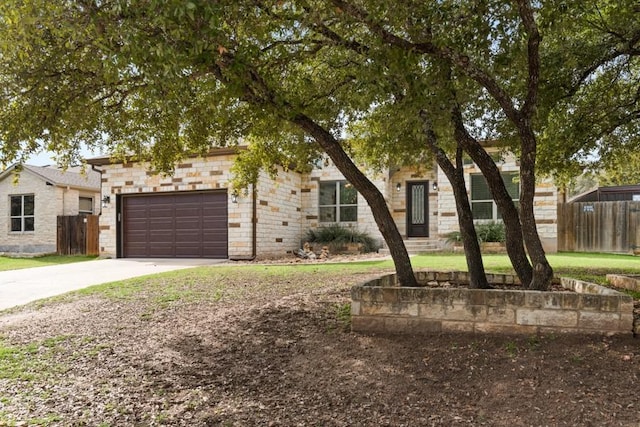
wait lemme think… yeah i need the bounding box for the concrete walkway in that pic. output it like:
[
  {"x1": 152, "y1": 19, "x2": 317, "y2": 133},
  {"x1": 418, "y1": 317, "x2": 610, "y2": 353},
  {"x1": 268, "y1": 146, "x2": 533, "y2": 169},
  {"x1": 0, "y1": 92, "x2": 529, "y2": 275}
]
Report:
[{"x1": 0, "y1": 258, "x2": 223, "y2": 311}]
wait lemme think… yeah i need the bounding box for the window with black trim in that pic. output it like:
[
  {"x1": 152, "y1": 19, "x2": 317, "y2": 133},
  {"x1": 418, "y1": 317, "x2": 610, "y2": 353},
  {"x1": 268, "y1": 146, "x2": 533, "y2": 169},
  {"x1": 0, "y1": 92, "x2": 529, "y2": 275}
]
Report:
[
  {"x1": 10, "y1": 194, "x2": 35, "y2": 232},
  {"x1": 319, "y1": 180, "x2": 358, "y2": 222},
  {"x1": 470, "y1": 172, "x2": 519, "y2": 220}
]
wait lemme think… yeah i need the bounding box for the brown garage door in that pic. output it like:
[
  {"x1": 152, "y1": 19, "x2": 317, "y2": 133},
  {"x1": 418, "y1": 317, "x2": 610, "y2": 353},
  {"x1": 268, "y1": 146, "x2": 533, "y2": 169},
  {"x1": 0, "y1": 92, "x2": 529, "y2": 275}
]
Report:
[{"x1": 122, "y1": 191, "x2": 228, "y2": 258}]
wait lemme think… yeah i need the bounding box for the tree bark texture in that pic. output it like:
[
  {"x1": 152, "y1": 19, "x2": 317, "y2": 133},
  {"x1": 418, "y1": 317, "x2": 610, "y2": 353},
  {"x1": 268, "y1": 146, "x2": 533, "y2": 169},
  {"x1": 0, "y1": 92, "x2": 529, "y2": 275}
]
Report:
[
  {"x1": 517, "y1": 127, "x2": 553, "y2": 290},
  {"x1": 421, "y1": 112, "x2": 489, "y2": 289},
  {"x1": 292, "y1": 113, "x2": 418, "y2": 287},
  {"x1": 446, "y1": 149, "x2": 490, "y2": 289},
  {"x1": 451, "y1": 118, "x2": 534, "y2": 287},
  {"x1": 212, "y1": 55, "x2": 418, "y2": 287}
]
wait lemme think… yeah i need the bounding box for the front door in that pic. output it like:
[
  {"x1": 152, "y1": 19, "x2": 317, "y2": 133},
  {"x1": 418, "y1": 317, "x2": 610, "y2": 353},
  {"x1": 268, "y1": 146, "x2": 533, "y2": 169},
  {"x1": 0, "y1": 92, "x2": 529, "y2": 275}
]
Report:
[{"x1": 407, "y1": 181, "x2": 429, "y2": 237}]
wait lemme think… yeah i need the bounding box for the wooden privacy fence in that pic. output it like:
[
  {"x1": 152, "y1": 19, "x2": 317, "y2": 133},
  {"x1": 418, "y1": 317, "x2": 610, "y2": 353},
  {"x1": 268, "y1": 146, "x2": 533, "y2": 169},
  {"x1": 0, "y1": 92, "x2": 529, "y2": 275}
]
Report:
[
  {"x1": 57, "y1": 215, "x2": 99, "y2": 256},
  {"x1": 557, "y1": 201, "x2": 640, "y2": 253}
]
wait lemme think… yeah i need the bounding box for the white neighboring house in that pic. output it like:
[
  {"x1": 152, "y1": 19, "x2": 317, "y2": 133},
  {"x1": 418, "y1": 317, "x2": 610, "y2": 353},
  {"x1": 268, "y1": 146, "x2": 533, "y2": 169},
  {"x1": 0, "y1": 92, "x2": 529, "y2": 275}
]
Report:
[{"x1": 0, "y1": 164, "x2": 101, "y2": 254}]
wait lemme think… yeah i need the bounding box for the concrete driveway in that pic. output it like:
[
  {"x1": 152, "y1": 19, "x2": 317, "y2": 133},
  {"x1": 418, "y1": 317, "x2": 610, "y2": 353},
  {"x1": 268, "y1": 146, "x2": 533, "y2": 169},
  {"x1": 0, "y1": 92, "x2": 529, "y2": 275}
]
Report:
[{"x1": 0, "y1": 258, "x2": 224, "y2": 311}]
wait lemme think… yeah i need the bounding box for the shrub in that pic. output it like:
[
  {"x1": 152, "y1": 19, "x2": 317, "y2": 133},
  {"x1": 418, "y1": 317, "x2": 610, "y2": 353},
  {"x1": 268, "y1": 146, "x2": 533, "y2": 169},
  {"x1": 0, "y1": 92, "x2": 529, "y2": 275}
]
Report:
[
  {"x1": 475, "y1": 221, "x2": 506, "y2": 243},
  {"x1": 304, "y1": 224, "x2": 380, "y2": 253},
  {"x1": 445, "y1": 231, "x2": 463, "y2": 245},
  {"x1": 444, "y1": 222, "x2": 506, "y2": 245}
]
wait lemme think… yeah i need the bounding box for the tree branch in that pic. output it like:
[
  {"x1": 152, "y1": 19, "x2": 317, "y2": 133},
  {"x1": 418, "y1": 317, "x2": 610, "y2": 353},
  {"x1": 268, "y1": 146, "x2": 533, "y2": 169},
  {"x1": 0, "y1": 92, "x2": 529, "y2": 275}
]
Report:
[
  {"x1": 328, "y1": 0, "x2": 522, "y2": 123},
  {"x1": 514, "y1": 0, "x2": 541, "y2": 120}
]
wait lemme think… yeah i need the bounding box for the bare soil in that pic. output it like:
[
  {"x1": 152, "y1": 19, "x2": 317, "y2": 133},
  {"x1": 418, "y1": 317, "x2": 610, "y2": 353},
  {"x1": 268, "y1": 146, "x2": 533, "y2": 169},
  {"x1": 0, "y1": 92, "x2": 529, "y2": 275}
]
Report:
[{"x1": 0, "y1": 258, "x2": 639, "y2": 426}]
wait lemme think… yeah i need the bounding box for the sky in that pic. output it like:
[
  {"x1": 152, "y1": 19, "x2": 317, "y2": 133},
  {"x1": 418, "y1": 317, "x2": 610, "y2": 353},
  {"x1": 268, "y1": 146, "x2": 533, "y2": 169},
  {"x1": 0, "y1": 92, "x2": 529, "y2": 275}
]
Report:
[{"x1": 26, "y1": 147, "x2": 104, "y2": 167}]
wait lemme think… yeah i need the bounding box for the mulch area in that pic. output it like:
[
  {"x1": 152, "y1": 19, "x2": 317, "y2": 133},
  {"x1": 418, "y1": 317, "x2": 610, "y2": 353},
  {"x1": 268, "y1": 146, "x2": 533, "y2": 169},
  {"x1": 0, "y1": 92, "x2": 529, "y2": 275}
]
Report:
[{"x1": 0, "y1": 257, "x2": 638, "y2": 426}]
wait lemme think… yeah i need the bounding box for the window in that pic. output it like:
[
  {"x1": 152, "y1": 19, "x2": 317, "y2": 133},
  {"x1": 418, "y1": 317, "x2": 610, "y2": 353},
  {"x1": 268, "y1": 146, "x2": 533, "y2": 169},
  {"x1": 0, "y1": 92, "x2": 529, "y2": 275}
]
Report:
[
  {"x1": 319, "y1": 180, "x2": 358, "y2": 222},
  {"x1": 463, "y1": 152, "x2": 504, "y2": 166},
  {"x1": 10, "y1": 194, "x2": 35, "y2": 232},
  {"x1": 471, "y1": 172, "x2": 519, "y2": 220},
  {"x1": 79, "y1": 197, "x2": 94, "y2": 214}
]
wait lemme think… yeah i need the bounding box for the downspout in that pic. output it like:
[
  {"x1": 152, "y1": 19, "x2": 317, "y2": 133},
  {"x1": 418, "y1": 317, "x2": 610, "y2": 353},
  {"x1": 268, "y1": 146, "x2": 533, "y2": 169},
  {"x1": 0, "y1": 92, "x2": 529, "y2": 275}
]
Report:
[
  {"x1": 91, "y1": 164, "x2": 104, "y2": 215},
  {"x1": 252, "y1": 184, "x2": 257, "y2": 259},
  {"x1": 229, "y1": 184, "x2": 257, "y2": 261}
]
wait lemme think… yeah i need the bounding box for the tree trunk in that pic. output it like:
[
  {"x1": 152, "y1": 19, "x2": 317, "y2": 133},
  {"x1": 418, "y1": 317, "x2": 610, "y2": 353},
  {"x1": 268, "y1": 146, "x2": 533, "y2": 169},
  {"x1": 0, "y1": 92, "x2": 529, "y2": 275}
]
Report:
[
  {"x1": 292, "y1": 113, "x2": 418, "y2": 287},
  {"x1": 451, "y1": 119, "x2": 534, "y2": 287},
  {"x1": 213, "y1": 54, "x2": 417, "y2": 286},
  {"x1": 447, "y1": 148, "x2": 490, "y2": 289},
  {"x1": 518, "y1": 128, "x2": 553, "y2": 290},
  {"x1": 421, "y1": 112, "x2": 489, "y2": 289}
]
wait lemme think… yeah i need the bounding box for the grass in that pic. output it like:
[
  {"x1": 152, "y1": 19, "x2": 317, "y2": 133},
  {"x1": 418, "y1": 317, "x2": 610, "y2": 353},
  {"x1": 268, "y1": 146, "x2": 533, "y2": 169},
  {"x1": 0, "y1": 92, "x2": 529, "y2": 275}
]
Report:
[
  {"x1": 0, "y1": 255, "x2": 97, "y2": 272},
  {"x1": 16, "y1": 251, "x2": 639, "y2": 313},
  {"x1": 0, "y1": 335, "x2": 70, "y2": 380},
  {"x1": 408, "y1": 252, "x2": 640, "y2": 284},
  {"x1": 61, "y1": 261, "x2": 390, "y2": 308}
]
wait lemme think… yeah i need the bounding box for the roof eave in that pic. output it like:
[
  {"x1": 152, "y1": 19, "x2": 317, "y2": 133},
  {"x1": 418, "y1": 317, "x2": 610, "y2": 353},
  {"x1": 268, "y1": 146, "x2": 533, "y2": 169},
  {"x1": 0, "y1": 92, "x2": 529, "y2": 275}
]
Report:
[{"x1": 86, "y1": 146, "x2": 246, "y2": 166}]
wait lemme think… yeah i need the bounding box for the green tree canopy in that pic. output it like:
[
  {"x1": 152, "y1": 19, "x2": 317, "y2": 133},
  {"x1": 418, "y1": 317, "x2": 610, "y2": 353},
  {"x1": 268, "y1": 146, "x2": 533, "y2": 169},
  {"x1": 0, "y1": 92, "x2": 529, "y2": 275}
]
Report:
[{"x1": 1, "y1": 0, "x2": 637, "y2": 288}]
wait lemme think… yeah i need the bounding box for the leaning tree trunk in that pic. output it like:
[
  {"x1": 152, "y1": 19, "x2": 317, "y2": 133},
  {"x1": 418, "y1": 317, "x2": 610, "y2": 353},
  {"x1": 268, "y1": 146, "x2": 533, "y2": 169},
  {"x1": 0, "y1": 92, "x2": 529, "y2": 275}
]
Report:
[
  {"x1": 422, "y1": 112, "x2": 489, "y2": 289},
  {"x1": 208, "y1": 54, "x2": 417, "y2": 286},
  {"x1": 446, "y1": 149, "x2": 490, "y2": 289},
  {"x1": 452, "y1": 118, "x2": 534, "y2": 287},
  {"x1": 292, "y1": 113, "x2": 418, "y2": 287}
]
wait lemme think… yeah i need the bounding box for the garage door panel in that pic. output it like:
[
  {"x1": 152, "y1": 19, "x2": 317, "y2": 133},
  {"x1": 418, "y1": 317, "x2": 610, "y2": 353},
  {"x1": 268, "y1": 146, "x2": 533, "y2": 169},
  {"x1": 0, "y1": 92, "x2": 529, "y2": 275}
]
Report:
[
  {"x1": 148, "y1": 209, "x2": 174, "y2": 218},
  {"x1": 175, "y1": 219, "x2": 200, "y2": 229},
  {"x1": 149, "y1": 247, "x2": 176, "y2": 257},
  {"x1": 149, "y1": 232, "x2": 174, "y2": 243},
  {"x1": 175, "y1": 206, "x2": 201, "y2": 216},
  {"x1": 122, "y1": 191, "x2": 228, "y2": 258},
  {"x1": 125, "y1": 221, "x2": 150, "y2": 229},
  {"x1": 202, "y1": 232, "x2": 228, "y2": 242},
  {"x1": 175, "y1": 233, "x2": 201, "y2": 243}
]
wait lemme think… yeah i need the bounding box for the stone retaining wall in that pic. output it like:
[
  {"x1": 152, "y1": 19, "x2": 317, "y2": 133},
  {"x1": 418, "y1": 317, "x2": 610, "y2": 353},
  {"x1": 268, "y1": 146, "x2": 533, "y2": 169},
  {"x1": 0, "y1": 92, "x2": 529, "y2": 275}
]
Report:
[
  {"x1": 351, "y1": 271, "x2": 634, "y2": 336},
  {"x1": 606, "y1": 274, "x2": 640, "y2": 292}
]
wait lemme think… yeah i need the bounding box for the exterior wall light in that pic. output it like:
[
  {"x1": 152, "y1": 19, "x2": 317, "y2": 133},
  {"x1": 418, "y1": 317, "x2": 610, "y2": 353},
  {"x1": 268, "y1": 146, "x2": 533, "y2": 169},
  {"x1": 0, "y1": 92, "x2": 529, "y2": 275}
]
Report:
[
  {"x1": 101, "y1": 195, "x2": 111, "y2": 206},
  {"x1": 432, "y1": 182, "x2": 439, "y2": 191},
  {"x1": 231, "y1": 190, "x2": 239, "y2": 203},
  {"x1": 396, "y1": 183, "x2": 401, "y2": 192}
]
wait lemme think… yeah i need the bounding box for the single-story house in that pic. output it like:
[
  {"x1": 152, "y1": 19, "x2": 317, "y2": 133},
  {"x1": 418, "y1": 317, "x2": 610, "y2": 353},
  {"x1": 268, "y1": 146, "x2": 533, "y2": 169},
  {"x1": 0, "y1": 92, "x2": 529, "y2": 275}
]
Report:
[
  {"x1": 87, "y1": 147, "x2": 558, "y2": 259},
  {"x1": 0, "y1": 164, "x2": 101, "y2": 254}
]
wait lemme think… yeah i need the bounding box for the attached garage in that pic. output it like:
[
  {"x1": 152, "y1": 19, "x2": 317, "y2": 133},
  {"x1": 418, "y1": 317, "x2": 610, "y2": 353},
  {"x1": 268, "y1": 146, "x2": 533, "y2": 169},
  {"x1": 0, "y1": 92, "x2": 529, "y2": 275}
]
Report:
[{"x1": 119, "y1": 191, "x2": 228, "y2": 258}]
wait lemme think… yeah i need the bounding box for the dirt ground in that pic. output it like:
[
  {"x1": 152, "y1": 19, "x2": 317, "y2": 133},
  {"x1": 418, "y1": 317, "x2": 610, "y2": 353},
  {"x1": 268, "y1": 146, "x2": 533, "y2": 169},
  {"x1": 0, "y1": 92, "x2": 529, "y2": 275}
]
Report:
[{"x1": 0, "y1": 259, "x2": 639, "y2": 426}]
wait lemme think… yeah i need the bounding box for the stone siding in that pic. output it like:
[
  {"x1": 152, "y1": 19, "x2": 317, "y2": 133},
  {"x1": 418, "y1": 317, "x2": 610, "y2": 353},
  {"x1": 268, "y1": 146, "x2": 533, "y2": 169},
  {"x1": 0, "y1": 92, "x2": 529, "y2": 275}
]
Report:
[
  {"x1": 98, "y1": 155, "x2": 303, "y2": 259},
  {"x1": 388, "y1": 167, "x2": 438, "y2": 238},
  {"x1": 302, "y1": 158, "x2": 385, "y2": 245},
  {"x1": 436, "y1": 152, "x2": 558, "y2": 252},
  {"x1": 351, "y1": 272, "x2": 634, "y2": 336},
  {"x1": 255, "y1": 170, "x2": 302, "y2": 257},
  {"x1": 95, "y1": 150, "x2": 560, "y2": 258}
]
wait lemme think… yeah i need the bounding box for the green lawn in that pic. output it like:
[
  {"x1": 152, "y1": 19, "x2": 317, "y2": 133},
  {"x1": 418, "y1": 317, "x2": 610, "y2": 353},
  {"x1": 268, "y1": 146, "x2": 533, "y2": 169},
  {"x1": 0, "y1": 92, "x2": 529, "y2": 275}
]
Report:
[
  {"x1": 0, "y1": 255, "x2": 97, "y2": 272},
  {"x1": 59, "y1": 251, "x2": 640, "y2": 306},
  {"x1": 407, "y1": 252, "x2": 640, "y2": 285},
  {"x1": 313, "y1": 252, "x2": 640, "y2": 279}
]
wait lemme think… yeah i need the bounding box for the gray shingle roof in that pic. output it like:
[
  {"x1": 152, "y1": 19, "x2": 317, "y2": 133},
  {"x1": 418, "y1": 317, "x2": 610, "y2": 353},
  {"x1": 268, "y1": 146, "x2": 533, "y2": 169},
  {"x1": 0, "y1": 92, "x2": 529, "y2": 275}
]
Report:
[{"x1": 3, "y1": 164, "x2": 101, "y2": 191}]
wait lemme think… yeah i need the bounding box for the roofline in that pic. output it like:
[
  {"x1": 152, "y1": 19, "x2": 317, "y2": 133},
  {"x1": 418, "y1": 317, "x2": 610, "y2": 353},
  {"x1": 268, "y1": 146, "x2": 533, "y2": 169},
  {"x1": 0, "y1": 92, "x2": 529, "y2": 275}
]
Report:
[
  {"x1": 567, "y1": 187, "x2": 597, "y2": 203},
  {"x1": 86, "y1": 146, "x2": 245, "y2": 166},
  {"x1": 568, "y1": 184, "x2": 640, "y2": 203},
  {"x1": 597, "y1": 184, "x2": 640, "y2": 192},
  {"x1": 0, "y1": 163, "x2": 100, "y2": 192},
  {"x1": 0, "y1": 163, "x2": 19, "y2": 182}
]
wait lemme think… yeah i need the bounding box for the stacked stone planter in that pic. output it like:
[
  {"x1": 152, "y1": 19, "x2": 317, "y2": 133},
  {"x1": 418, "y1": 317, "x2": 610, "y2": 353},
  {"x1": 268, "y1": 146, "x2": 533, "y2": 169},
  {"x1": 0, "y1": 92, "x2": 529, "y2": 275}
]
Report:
[{"x1": 351, "y1": 271, "x2": 634, "y2": 336}]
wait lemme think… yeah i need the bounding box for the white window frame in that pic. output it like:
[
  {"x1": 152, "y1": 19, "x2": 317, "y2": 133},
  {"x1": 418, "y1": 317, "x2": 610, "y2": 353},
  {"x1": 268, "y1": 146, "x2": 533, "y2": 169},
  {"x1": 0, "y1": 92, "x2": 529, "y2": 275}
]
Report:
[
  {"x1": 470, "y1": 172, "x2": 519, "y2": 221},
  {"x1": 318, "y1": 180, "x2": 358, "y2": 223},
  {"x1": 79, "y1": 196, "x2": 94, "y2": 215},
  {"x1": 9, "y1": 194, "x2": 35, "y2": 232}
]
